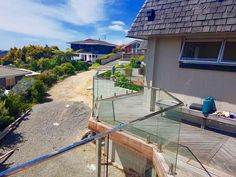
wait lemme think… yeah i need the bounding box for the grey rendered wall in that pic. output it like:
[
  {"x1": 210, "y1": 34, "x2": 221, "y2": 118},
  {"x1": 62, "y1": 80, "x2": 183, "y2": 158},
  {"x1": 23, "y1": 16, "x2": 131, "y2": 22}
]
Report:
[{"x1": 148, "y1": 37, "x2": 236, "y2": 112}]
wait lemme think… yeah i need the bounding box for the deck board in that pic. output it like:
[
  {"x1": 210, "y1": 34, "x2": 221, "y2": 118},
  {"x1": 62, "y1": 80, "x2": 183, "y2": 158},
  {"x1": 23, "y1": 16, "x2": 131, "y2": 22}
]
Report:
[{"x1": 179, "y1": 123, "x2": 236, "y2": 176}]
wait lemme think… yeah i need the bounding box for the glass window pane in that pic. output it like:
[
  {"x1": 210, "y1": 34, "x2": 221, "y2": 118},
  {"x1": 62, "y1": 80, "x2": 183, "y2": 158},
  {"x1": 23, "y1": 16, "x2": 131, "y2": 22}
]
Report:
[
  {"x1": 222, "y1": 42, "x2": 236, "y2": 63},
  {"x1": 181, "y1": 42, "x2": 221, "y2": 61}
]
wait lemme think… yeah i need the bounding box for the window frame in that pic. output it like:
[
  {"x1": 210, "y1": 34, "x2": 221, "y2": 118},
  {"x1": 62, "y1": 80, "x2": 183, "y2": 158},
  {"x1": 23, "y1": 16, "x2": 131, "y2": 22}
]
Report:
[{"x1": 179, "y1": 39, "x2": 236, "y2": 67}]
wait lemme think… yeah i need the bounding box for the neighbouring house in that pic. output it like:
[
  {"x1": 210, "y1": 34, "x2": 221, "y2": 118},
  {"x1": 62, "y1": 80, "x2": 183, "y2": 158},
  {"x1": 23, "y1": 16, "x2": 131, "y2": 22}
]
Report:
[
  {"x1": 123, "y1": 40, "x2": 143, "y2": 54},
  {"x1": 121, "y1": 40, "x2": 145, "y2": 63},
  {"x1": 0, "y1": 65, "x2": 36, "y2": 89},
  {"x1": 67, "y1": 39, "x2": 116, "y2": 62}
]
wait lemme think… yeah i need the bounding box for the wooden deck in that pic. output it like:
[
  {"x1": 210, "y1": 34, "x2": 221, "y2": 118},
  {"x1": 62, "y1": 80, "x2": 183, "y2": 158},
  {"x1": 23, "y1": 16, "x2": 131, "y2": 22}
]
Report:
[{"x1": 179, "y1": 123, "x2": 236, "y2": 176}]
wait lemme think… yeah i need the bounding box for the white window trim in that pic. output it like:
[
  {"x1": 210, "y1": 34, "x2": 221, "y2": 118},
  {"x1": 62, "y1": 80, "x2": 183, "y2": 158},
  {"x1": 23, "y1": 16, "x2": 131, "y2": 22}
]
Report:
[{"x1": 179, "y1": 39, "x2": 236, "y2": 66}]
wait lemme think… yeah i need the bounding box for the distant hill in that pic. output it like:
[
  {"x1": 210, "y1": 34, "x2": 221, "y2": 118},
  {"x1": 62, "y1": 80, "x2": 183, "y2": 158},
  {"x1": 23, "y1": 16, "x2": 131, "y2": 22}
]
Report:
[{"x1": 0, "y1": 50, "x2": 8, "y2": 55}]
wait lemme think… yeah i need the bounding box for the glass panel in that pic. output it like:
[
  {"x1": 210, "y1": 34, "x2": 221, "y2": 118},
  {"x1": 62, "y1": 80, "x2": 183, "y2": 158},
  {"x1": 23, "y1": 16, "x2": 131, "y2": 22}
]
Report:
[
  {"x1": 181, "y1": 42, "x2": 221, "y2": 61},
  {"x1": 222, "y1": 42, "x2": 236, "y2": 62},
  {"x1": 92, "y1": 71, "x2": 183, "y2": 176}
]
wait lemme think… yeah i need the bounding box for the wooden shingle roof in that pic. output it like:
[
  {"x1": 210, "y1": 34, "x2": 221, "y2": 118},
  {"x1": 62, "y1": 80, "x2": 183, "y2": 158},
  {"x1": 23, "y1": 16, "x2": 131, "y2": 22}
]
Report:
[{"x1": 127, "y1": 0, "x2": 236, "y2": 38}]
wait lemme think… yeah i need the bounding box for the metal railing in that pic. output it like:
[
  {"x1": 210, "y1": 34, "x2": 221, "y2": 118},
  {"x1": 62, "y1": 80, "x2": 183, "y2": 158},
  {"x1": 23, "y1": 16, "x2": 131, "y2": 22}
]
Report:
[
  {"x1": 0, "y1": 71, "x2": 212, "y2": 177},
  {"x1": 0, "y1": 94, "x2": 182, "y2": 177}
]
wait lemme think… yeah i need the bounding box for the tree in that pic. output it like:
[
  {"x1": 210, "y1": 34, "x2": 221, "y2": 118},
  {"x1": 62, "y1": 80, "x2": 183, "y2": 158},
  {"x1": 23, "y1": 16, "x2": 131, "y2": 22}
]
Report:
[
  {"x1": 71, "y1": 60, "x2": 88, "y2": 71},
  {"x1": 0, "y1": 101, "x2": 14, "y2": 131},
  {"x1": 62, "y1": 63, "x2": 75, "y2": 75},
  {"x1": 36, "y1": 71, "x2": 57, "y2": 87},
  {"x1": 52, "y1": 66, "x2": 64, "y2": 76},
  {"x1": 5, "y1": 93, "x2": 31, "y2": 118},
  {"x1": 0, "y1": 86, "x2": 6, "y2": 101},
  {"x1": 38, "y1": 58, "x2": 56, "y2": 71},
  {"x1": 29, "y1": 80, "x2": 46, "y2": 103}
]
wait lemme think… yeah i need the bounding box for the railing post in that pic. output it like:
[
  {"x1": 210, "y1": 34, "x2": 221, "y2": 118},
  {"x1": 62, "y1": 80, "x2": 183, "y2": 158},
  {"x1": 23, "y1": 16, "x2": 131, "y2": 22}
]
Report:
[
  {"x1": 96, "y1": 138, "x2": 102, "y2": 177},
  {"x1": 168, "y1": 163, "x2": 177, "y2": 176},
  {"x1": 104, "y1": 135, "x2": 110, "y2": 177},
  {"x1": 112, "y1": 100, "x2": 116, "y2": 121}
]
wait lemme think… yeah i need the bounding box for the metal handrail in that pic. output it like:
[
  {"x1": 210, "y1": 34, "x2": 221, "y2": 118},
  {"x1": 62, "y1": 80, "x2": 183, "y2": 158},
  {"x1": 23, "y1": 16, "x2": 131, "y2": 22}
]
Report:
[{"x1": 179, "y1": 144, "x2": 212, "y2": 177}]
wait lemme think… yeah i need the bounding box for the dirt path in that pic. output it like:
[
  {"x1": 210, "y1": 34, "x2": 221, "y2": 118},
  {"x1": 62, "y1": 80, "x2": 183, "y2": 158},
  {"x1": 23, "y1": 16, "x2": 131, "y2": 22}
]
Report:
[{"x1": 48, "y1": 70, "x2": 97, "y2": 108}]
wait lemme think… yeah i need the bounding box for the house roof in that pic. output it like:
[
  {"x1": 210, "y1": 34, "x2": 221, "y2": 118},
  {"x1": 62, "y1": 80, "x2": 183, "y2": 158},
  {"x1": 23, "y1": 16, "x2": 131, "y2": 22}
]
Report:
[
  {"x1": 67, "y1": 39, "x2": 116, "y2": 47},
  {"x1": 127, "y1": 0, "x2": 236, "y2": 39},
  {"x1": 124, "y1": 40, "x2": 143, "y2": 47},
  {"x1": 0, "y1": 65, "x2": 32, "y2": 78}
]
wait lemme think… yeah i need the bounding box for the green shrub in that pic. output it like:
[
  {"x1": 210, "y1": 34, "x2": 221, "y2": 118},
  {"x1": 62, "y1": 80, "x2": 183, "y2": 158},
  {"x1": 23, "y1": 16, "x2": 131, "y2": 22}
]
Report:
[
  {"x1": 101, "y1": 71, "x2": 112, "y2": 78},
  {"x1": 115, "y1": 74, "x2": 142, "y2": 91},
  {"x1": 71, "y1": 60, "x2": 88, "y2": 71},
  {"x1": 124, "y1": 64, "x2": 132, "y2": 76},
  {"x1": 130, "y1": 57, "x2": 136, "y2": 68},
  {"x1": 36, "y1": 71, "x2": 58, "y2": 87},
  {"x1": 138, "y1": 55, "x2": 144, "y2": 62},
  {"x1": 5, "y1": 93, "x2": 31, "y2": 118},
  {"x1": 38, "y1": 58, "x2": 56, "y2": 71},
  {"x1": 115, "y1": 64, "x2": 125, "y2": 68},
  {"x1": 52, "y1": 66, "x2": 64, "y2": 76},
  {"x1": 29, "y1": 80, "x2": 46, "y2": 103},
  {"x1": 0, "y1": 87, "x2": 6, "y2": 101},
  {"x1": 0, "y1": 101, "x2": 14, "y2": 131},
  {"x1": 62, "y1": 62, "x2": 76, "y2": 75},
  {"x1": 91, "y1": 63, "x2": 101, "y2": 68}
]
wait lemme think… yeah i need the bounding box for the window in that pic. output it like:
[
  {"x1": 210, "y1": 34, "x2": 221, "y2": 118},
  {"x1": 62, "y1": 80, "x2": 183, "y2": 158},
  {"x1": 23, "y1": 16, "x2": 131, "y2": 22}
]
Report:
[
  {"x1": 179, "y1": 39, "x2": 236, "y2": 71},
  {"x1": 222, "y1": 42, "x2": 236, "y2": 63},
  {"x1": 181, "y1": 42, "x2": 221, "y2": 62}
]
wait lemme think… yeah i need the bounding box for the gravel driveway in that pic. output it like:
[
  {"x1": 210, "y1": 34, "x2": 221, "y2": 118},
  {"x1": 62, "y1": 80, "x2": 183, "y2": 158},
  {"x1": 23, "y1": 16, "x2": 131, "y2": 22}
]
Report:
[{"x1": 0, "y1": 71, "x2": 96, "y2": 176}]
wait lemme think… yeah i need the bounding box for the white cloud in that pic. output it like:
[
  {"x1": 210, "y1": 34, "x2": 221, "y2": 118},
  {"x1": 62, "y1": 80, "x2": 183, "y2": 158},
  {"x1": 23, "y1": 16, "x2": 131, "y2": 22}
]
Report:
[
  {"x1": 111, "y1": 21, "x2": 125, "y2": 26},
  {"x1": 0, "y1": 0, "x2": 106, "y2": 40},
  {"x1": 0, "y1": 0, "x2": 132, "y2": 50},
  {"x1": 108, "y1": 24, "x2": 128, "y2": 33}
]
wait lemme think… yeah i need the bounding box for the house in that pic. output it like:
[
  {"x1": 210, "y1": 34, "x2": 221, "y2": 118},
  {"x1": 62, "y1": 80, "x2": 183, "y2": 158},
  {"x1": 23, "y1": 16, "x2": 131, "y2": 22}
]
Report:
[
  {"x1": 127, "y1": 0, "x2": 236, "y2": 113},
  {"x1": 67, "y1": 39, "x2": 116, "y2": 62},
  {"x1": 89, "y1": 0, "x2": 236, "y2": 177},
  {"x1": 123, "y1": 40, "x2": 143, "y2": 54},
  {"x1": 0, "y1": 65, "x2": 35, "y2": 89},
  {"x1": 121, "y1": 40, "x2": 145, "y2": 63},
  {"x1": 0, "y1": 50, "x2": 7, "y2": 59}
]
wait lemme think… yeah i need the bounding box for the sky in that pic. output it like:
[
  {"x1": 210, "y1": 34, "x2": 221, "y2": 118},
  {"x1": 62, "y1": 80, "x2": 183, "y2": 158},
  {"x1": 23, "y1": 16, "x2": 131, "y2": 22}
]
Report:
[{"x1": 0, "y1": 0, "x2": 144, "y2": 50}]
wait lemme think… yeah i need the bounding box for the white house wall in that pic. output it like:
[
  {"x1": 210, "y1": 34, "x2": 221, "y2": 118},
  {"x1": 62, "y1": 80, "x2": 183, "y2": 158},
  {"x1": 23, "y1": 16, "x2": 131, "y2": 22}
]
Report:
[{"x1": 147, "y1": 36, "x2": 236, "y2": 112}]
